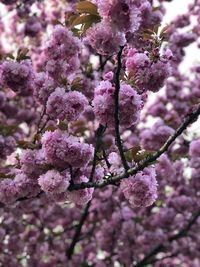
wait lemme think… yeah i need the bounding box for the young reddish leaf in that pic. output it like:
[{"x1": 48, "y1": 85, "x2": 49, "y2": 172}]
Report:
[
  {"x1": 66, "y1": 14, "x2": 79, "y2": 27},
  {"x1": 71, "y1": 14, "x2": 100, "y2": 27},
  {"x1": 71, "y1": 77, "x2": 84, "y2": 91},
  {"x1": 16, "y1": 47, "x2": 30, "y2": 61},
  {"x1": 76, "y1": 1, "x2": 99, "y2": 16}
]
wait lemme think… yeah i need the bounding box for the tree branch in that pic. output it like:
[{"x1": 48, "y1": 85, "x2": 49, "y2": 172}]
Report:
[
  {"x1": 66, "y1": 126, "x2": 106, "y2": 260},
  {"x1": 66, "y1": 201, "x2": 91, "y2": 260},
  {"x1": 98, "y1": 54, "x2": 113, "y2": 72},
  {"x1": 69, "y1": 103, "x2": 200, "y2": 190},
  {"x1": 103, "y1": 148, "x2": 111, "y2": 169},
  {"x1": 3, "y1": 104, "x2": 200, "y2": 207},
  {"x1": 146, "y1": 252, "x2": 179, "y2": 265},
  {"x1": 134, "y1": 209, "x2": 200, "y2": 267},
  {"x1": 114, "y1": 46, "x2": 129, "y2": 171},
  {"x1": 169, "y1": 210, "x2": 200, "y2": 241},
  {"x1": 89, "y1": 124, "x2": 106, "y2": 182}
]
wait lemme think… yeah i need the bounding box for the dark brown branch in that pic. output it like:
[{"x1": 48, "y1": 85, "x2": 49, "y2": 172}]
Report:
[
  {"x1": 0, "y1": 191, "x2": 44, "y2": 207},
  {"x1": 146, "y1": 252, "x2": 179, "y2": 265},
  {"x1": 17, "y1": 191, "x2": 44, "y2": 202},
  {"x1": 10, "y1": 104, "x2": 200, "y2": 207},
  {"x1": 89, "y1": 124, "x2": 106, "y2": 181},
  {"x1": 66, "y1": 125, "x2": 106, "y2": 259},
  {"x1": 69, "y1": 103, "x2": 200, "y2": 190},
  {"x1": 66, "y1": 201, "x2": 91, "y2": 260},
  {"x1": 114, "y1": 46, "x2": 129, "y2": 171},
  {"x1": 134, "y1": 210, "x2": 200, "y2": 267},
  {"x1": 98, "y1": 55, "x2": 113, "y2": 71},
  {"x1": 103, "y1": 148, "x2": 111, "y2": 169},
  {"x1": 169, "y1": 210, "x2": 200, "y2": 241}
]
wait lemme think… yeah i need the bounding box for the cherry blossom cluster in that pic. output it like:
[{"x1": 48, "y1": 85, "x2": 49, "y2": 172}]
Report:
[
  {"x1": 93, "y1": 81, "x2": 142, "y2": 127},
  {"x1": 0, "y1": 0, "x2": 199, "y2": 266},
  {"x1": 43, "y1": 25, "x2": 81, "y2": 81}
]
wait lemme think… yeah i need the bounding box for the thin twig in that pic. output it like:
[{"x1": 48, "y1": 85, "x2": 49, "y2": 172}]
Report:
[
  {"x1": 33, "y1": 115, "x2": 49, "y2": 144},
  {"x1": 16, "y1": 191, "x2": 44, "y2": 202},
  {"x1": 98, "y1": 55, "x2": 113, "y2": 71},
  {"x1": 66, "y1": 126, "x2": 106, "y2": 260},
  {"x1": 66, "y1": 125, "x2": 106, "y2": 259},
  {"x1": 114, "y1": 46, "x2": 129, "y2": 171},
  {"x1": 66, "y1": 201, "x2": 91, "y2": 260},
  {"x1": 103, "y1": 148, "x2": 111, "y2": 169},
  {"x1": 146, "y1": 252, "x2": 179, "y2": 265},
  {"x1": 89, "y1": 124, "x2": 106, "y2": 182}
]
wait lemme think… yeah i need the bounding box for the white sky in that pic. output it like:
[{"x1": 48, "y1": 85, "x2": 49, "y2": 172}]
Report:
[
  {"x1": 163, "y1": 0, "x2": 200, "y2": 135},
  {"x1": 163, "y1": 0, "x2": 200, "y2": 72},
  {"x1": 163, "y1": 0, "x2": 193, "y2": 23}
]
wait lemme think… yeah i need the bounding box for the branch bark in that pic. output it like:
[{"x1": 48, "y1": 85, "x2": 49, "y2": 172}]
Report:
[
  {"x1": 114, "y1": 46, "x2": 129, "y2": 171},
  {"x1": 66, "y1": 125, "x2": 106, "y2": 260},
  {"x1": 89, "y1": 124, "x2": 106, "y2": 182},
  {"x1": 66, "y1": 201, "x2": 91, "y2": 260},
  {"x1": 134, "y1": 209, "x2": 200, "y2": 267},
  {"x1": 69, "y1": 103, "x2": 200, "y2": 190}
]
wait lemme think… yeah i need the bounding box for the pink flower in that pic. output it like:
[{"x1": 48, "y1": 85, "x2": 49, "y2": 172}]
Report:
[
  {"x1": 120, "y1": 167, "x2": 158, "y2": 207},
  {"x1": 20, "y1": 149, "x2": 46, "y2": 178},
  {"x1": 96, "y1": 0, "x2": 141, "y2": 33},
  {"x1": 84, "y1": 22, "x2": 126, "y2": 55},
  {"x1": 140, "y1": 119, "x2": 174, "y2": 151},
  {"x1": 33, "y1": 72, "x2": 56, "y2": 104},
  {"x1": 0, "y1": 179, "x2": 19, "y2": 204},
  {"x1": 46, "y1": 88, "x2": 88, "y2": 122},
  {"x1": 41, "y1": 130, "x2": 94, "y2": 168},
  {"x1": 93, "y1": 81, "x2": 141, "y2": 127},
  {"x1": 43, "y1": 25, "x2": 81, "y2": 81},
  {"x1": 0, "y1": 60, "x2": 34, "y2": 96},
  {"x1": 67, "y1": 175, "x2": 94, "y2": 205},
  {"x1": 38, "y1": 169, "x2": 70, "y2": 194}
]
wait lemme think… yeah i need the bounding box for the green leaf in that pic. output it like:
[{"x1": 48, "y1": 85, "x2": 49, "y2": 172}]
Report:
[
  {"x1": 66, "y1": 14, "x2": 79, "y2": 27},
  {"x1": 125, "y1": 146, "x2": 157, "y2": 163},
  {"x1": 81, "y1": 20, "x2": 94, "y2": 32},
  {"x1": 58, "y1": 121, "x2": 68, "y2": 131},
  {"x1": 71, "y1": 27, "x2": 81, "y2": 37},
  {"x1": 125, "y1": 146, "x2": 140, "y2": 162},
  {"x1": 33, "y1": 133, "x2": 41, "y2": 142},
  {"x1": 134, "y1": 150, "x2": 153, "y2": 162},
  {"x1": 159, "y1": 24, "x2": 170, "y2": 40},
  {"x1": 17, "y1": 140, "x2": 39, "y2": 150},
  {"x1": 156, "y1": 200, "x2": 163, "y2": 207},
  {"x1": 0, "y1": 124, "x2": 19, "y2": 136}
]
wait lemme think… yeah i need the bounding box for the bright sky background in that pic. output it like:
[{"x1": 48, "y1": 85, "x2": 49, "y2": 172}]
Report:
[
  {"x1": 163, "y1": 0, "x2": 200, "y2": 135},
  {"x1": 163, "y1": 0, "x2": 200, "y2": 71},
  {"x1": 163, "y1": 0, "x2": 193, "y2": 22}
]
